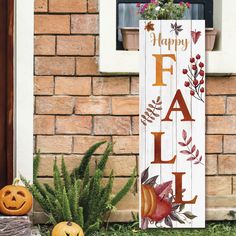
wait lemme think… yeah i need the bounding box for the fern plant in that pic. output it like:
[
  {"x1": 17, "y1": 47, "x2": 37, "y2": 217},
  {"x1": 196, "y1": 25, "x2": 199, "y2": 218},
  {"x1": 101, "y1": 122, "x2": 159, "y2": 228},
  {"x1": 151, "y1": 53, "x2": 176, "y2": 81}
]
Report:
[{"x1": 21, "y1": 141, "x2": 136, "y2": 235}]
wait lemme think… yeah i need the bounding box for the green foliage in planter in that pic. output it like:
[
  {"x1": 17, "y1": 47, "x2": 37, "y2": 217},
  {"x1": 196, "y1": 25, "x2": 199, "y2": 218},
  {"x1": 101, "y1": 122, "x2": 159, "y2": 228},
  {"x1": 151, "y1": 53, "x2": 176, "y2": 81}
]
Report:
[{"x1": 20, "y1": 142, "x2": 136, "y2": 235}]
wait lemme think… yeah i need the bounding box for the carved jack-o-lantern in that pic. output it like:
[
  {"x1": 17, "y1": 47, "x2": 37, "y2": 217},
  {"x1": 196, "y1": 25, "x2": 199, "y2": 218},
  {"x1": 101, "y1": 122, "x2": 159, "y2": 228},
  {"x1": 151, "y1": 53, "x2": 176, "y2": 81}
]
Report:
[
  {"x1": 0, "y1": 179, "x2": 33, "y2": 216},
  {"x1": 141, "y1": 184, "x2": 157, "y2": 218},
  {"x1": 52, "y1": 221, "x2": 84, "y2": 236}
]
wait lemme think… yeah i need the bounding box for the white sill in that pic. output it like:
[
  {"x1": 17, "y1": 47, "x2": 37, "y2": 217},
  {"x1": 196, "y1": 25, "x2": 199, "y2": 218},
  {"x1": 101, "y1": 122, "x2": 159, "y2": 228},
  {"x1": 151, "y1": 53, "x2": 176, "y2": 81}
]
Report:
[{"x1": 100, "y1": 0, "x2": 236, "y2": 75}]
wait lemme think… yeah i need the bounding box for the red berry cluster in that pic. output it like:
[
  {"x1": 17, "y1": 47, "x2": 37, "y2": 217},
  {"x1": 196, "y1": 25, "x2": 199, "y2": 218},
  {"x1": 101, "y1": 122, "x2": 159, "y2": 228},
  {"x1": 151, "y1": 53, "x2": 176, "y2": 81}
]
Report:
[{"x1": 182, "y1": 54, "x2": 205, "y2": 103}]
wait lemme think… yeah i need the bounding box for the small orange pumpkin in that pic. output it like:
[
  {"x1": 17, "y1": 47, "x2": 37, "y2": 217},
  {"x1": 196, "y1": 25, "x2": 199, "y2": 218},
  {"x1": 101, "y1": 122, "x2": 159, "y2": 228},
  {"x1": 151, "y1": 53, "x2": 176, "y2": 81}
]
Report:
[
  {"x1": 0, "y1": 178, "x2": 32, "y2": 216},
  {"x1": 52, "y1": 221, "x2": 84, "y2": 236},
  {"x1": 141, "y1": 184, "x2": 157, "y2": 217}
]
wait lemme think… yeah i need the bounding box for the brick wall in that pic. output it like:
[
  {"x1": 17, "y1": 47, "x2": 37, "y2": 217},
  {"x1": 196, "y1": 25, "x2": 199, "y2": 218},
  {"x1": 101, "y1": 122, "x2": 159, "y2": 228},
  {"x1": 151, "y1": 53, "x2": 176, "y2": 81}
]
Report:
[{"x1": 34, "y1": 0, "x2": 236, "y2": 222}]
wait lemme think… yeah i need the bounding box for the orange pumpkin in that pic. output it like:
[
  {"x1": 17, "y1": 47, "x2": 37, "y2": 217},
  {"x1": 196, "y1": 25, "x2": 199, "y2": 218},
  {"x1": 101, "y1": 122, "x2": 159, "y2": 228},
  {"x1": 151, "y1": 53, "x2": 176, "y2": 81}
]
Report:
[
  {"x1": 141, "y1": 184, "x2": 157, "y2": 217},
  {"x1": 0, "y1": 179, "x2": 32, "y2": 216},
  {"x1": 52, "y1": 221, "x2": 84, "y2": 236}
]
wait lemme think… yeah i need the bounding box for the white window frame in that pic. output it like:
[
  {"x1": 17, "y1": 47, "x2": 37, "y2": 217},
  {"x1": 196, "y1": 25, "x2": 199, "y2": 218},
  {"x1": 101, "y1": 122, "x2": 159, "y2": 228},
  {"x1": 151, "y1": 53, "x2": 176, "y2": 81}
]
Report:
[
  {"x1": 100, "y1": 0, "x2": 236, "y2": 74},
  {"x1": 15, "y1": 0, "x2": 34, "y2": 182}
]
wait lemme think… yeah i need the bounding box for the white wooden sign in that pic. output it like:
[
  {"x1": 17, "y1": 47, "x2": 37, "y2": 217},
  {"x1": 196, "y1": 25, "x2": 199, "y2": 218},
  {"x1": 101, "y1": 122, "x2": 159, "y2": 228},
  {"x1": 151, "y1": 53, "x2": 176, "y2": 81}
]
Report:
[{"x1": 139, "y1": 20, "x2": 205, "y2": 229}]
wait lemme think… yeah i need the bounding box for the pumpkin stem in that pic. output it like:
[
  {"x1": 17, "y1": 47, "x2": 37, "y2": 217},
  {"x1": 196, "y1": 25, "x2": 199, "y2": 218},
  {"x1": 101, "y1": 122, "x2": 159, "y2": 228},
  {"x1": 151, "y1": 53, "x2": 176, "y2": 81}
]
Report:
[
  {"x1": 67, "y1": 221, "x2": 72, "y2": 226},
  {"x1": 13, "y1": 178, "x2": 21, "y2": 186}
]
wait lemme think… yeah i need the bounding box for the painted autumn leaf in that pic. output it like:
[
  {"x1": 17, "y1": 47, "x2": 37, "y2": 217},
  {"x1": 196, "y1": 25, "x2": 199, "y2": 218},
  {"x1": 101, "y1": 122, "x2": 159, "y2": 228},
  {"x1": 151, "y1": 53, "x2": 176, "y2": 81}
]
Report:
[
  {"x1": 191, "y1": 29, "x2": 202, "y2": 44},
  {"x1": 155, "y1": 181, "x2": 172, "y2": 199},
  {"x1": 145, "y1": 21, "x2": 155, "y2": 32},
  {"x1": 170, "y1": 22, "x2": 183, "y2": 36}
]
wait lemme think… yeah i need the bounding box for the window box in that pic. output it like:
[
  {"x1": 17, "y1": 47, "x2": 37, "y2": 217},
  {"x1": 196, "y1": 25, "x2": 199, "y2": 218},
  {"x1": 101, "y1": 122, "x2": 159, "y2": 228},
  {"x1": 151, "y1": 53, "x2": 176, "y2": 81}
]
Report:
[{"x1": 100, "y1": 0, "x2": 236, "y2": 74}]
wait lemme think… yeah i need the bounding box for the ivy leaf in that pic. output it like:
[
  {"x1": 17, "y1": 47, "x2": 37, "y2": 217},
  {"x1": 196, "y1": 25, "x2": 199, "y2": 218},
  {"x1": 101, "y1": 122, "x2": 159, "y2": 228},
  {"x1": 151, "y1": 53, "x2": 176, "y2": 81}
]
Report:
[
  {"x1": 141, "y1": 167, "x2": 149, "y2": 184},
  {"x1": 183, "y1": 211, "x2": 197, "y2": 220}
]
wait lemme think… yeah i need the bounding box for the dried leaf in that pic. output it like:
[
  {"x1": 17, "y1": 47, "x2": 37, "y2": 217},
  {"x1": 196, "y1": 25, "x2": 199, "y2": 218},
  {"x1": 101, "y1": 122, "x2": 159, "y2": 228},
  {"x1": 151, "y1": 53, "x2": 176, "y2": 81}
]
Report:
[
  {"x1": 144, "y1": 175, "x2": 158, "y2": 186},
  {"x1": 155, "y1": 181, "x2": 172, "y2": 199},
  {"x1": 183, "y1": 211, "x2": 197, "y2": 220},
  {"x1": 153, "y1": 113, "x2": 159, "y2": 117},
  {"x1": 187, "y1": 157, "x2": 196, "y2": 161},
  {"x1": 156, "y1": 107, "x2": 162, "y2": 110},
  {"x1": 152, "y1": 100, "x2": 156, "y2": 104},
  {"x1": 182, "y1": 130, "x2": 187, "y2": 141},
  {"x1": 141, "y1": 115, "x2": 146, "y2": 119},
  {"x1": 148, "y1": 104, "x2": 154, "y2": 108},
  {"x1": 180, "y1": 150, "x2": 191, "y2": 155},
  {"x1": 147, "y1": 119, "x2": 153, "y2": 123},
  {"x1": 199, "y1": 156, "x2": 202, "y2": 161},
  {"x1": 157, "y1": 102, "x2": 162, "y2": 105},
  {"x1": 191, "y1": 145, "x2": 196, "y2": 153},
  {"x1": 141, "y1": 167, "x2": 149, "y2": 184},
  {"x1": 150, "y1": 116, "x2": 155, "y2": 120},
  {"x1": 172, "y1": 203, "x2": 181, "y2": 211},
  {"x1": 186, "y1": 137, "x2": 192, "y2": 145},
  {"x1": 147, "y1": 108, "x2": 152, "y2": 112},
  {"x1": 178, "y1": 142, "x2": 187, "y2": 147},
  {"x1": 156, "y1": 96, "x2": 160, "y2": 102},
  {"x1": 170, "y1": 212, "x2": 185, "y2": 224},
  {"x1": 195, "y1": 149, "x2": 199, "y2": 158},
  {"x1": 141, "y1": 120, "x2": 147, "y2": 126},
  {"x1": 145, "y1": 111, "x2": 149, "y2": 116},
  {"x1": 179, "y1": 204, "x2": 185, "y2": 212},
  {"x1": 164, "y1": 216, "x2": 173, "y2": 228}
]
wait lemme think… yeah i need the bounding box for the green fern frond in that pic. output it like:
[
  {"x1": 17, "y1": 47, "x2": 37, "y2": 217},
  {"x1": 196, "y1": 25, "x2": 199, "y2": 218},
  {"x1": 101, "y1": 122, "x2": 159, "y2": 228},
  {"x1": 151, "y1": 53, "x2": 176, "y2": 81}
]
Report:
[
  {"x1": 62, "y1": 187, "x2": 72, "y2": 221},
  {"x1": 71, "y1": 141, "x2": 106, "y2": 179},
  {"x1": 111, "y1": 168, "x2": 137, "y2": 206},
  {"x1": 61, "y1": 157, "x2": 71, "y2": 192},
  {"x1": 97, "y1": 142, "x2": 113, "y2": 173}
]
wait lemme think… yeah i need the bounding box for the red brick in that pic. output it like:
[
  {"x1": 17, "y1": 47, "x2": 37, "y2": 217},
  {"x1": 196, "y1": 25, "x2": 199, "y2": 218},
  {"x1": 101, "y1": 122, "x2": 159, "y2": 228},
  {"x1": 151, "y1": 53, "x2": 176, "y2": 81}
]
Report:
[
  {"x1": 71, "y1": 15, "x2": 98, "y2": 34},
  {"x1": 206, "y1": 155, "x2": 217, "y2": 175},
  {"x1": 112, "y1": 97, "x2": 139, "y2": 115},
  {"x1": 55, "y1": 77, "x2": 91, "y2": 95},
  {"x1": 37, "y1": 136, "x2": 72, "y2": 153},
  {"x1": 34, "y1": 115, "x2": 55, "y2": 135},
  {"x1": 34, "y1": 76, "x2": 54, "y2": 95},
  {"x1": 73, "y1": 136, "x2": 111, "y2": 154},
  {"x1": 94, "y1": 116, "x2": 131, "y2": 135},
  {"x1": 219, "y1": 155, "x2": 236, "y2": 174},
  {"x1": 35, "y1": 15, "x2": 70, "y2": 34},
  {"x1": 93, "y1": 77, "x2": 130, "y2": 95},
  {"x1": 36, "y1": 96, "x2": 74, "y2": 114},
  {"x1": 75, "y1": 97, "x2": 110, "y2": 115},
  {"x1": 206, "y1": 135, "x2": 222, "y2": 153},
  {"x1": 76, "y1": 57, "x2": 98, "y2": 75},
  {"x1": 224, "y1": 135, "x2": 236, "y2": 153},
  {"x1": 113, "y1": 136, "x2": 139, "y2": 154},
  {"x1": 206, "y1": 176, "x2": 232, "y2": 195},
  {"x1": 131, "y1": 77, "x2": 139, "y2": 95},
  {"x1": 88, "y1": 0, "x2": 98, "y2": 13},
  {"x1": 207, "y1": 116, "x2": 236, "y2": 134},
  {"x1": 206, "y1": 76, "x2": 236, "y2": 95},
  {"x1": 35, "y1": 57, "x2": 75, "y2": 75},
  {"x1": 132, "y1": 116, "x2": 139, "y2": 135},
  {"x1": 35, "y1": 0, "x2": 48, "y2": 12},
  {"x1": 57, "y1": 36, "x2": 95, "y2": 56},
  {"x1": 227, "y1": 97, "x2": 236, "y2": 114},
  {"x1": 34, "y1": 36, "x2": 55, "y2": 55},
  {"x1": 56, "y1": 116, "x2": 92, "y2": 134},
  {"x1": 206, "y1": 96, "x2": 226, "y2": 115},
  {"x1": 49, "y1": 0, "x2": 87, "y2": 13}
]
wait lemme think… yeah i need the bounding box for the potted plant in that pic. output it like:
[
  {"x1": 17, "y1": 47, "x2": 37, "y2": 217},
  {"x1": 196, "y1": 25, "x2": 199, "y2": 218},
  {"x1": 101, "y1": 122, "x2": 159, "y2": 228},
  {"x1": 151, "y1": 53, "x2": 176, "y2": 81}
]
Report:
[{"x1": 121, "y1": 0, "x2": 217, "y2": 51}]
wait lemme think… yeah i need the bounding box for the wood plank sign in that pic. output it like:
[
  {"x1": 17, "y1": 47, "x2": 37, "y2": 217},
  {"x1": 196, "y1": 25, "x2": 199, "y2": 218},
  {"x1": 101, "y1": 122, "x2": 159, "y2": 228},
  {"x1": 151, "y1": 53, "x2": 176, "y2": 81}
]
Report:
[{"x1": 139, "y1": 20, "x2": 205, "y2": 229}]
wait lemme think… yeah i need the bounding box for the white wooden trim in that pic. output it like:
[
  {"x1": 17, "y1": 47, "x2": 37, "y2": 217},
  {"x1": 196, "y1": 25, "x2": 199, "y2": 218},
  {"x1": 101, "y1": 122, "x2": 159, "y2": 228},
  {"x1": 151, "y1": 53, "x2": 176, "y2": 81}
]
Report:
[
  {"x1": 100, "y1": 0, "x2": 236, "y2": 74},
  {"x1": 15, "y1": 0, "x2": 34, "y2": 181}
]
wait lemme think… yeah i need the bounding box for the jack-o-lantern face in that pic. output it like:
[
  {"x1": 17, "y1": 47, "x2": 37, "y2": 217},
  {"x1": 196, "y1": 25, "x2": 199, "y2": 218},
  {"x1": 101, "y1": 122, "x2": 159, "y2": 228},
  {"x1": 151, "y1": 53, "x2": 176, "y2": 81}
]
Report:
[
  {"x1": 0, "y1": 185, "x2": 32, "y2": 216},
  {"x1": 52, "y1": 221, "x2": 84, "y2": 236}
]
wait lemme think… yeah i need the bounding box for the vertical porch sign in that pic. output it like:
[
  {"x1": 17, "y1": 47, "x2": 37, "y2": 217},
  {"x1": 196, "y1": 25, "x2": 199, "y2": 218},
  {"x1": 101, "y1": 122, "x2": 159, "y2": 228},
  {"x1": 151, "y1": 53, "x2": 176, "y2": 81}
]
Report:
[{"x1": 139, "y1": 20, "x2": 205, "y2": 229}]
